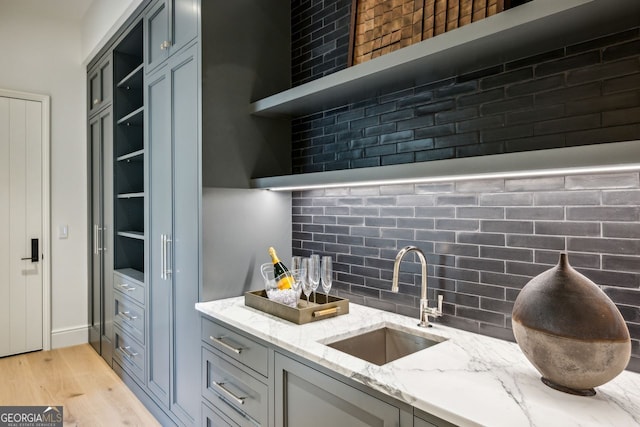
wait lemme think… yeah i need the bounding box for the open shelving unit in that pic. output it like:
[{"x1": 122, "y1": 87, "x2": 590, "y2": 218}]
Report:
[
  {"x1": 248, "y1": 0, "x2": 640, "y2": 191},
  {"x1": 113, "y1": 21, "x2": 145, "y2": 278}
]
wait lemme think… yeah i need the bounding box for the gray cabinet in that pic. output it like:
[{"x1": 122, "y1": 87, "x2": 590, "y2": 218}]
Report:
[
  {"x1": 201, "y1": 314, "x2": 461, "y2": 427},
  {"x1": 274, "y1": 352, "x2": 404, "y2": 427},
  {"x1": 88, "y1": 104, "x2": 114, "y2": 366},
  {"x1": 147, "y1": 42, "x2": 200, "y2": 425},
  {"x1": 88, "y1": 54, "x2": 112, "y2": 116},
  {"x1": 144, "y1": 0, "x2": 198, "y2": 73},
  {"x1": 201, "y1": 317, "x2": 271, "y2": 427}
]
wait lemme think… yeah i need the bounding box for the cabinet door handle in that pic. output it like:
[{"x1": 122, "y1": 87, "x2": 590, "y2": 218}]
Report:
[
  {"x1": 160, "y1": 234, "x2": 166, "y2": 280},
  {"x1": 118, "y1": 283, "x2": 136, "y2": 292},
  {"x1": 94, "y1": 224, "x2": 99, "y2": 255},
  {"x1": 118, "y1": 311, "x2": 138, "y2": 321},
  {"x1": 118, "y1": 345, "x2": 138, "y2": 359},
  {"x1": 209, "y1": 336, "x2": 242, "y2": 354},
  {"x1": 212, "y1": 382, "x2": 245, "y2": 406},
  {"x1": 101, "y1": 226, "x2": 107, "y2": 252},
  {"x1": 93, "y1": 98, "x2": 99, "y2": 105},
  {"x1": 166, "y1": 234, "x2": 172, "y2": 279}
]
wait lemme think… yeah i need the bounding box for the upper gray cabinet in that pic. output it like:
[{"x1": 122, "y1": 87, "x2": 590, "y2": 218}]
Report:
[
  {"x1": 88, "y1": 54, "x2": 112, "y2": 116},
  {"x1": 144, "y1": 0, "x2": 198, "y2": 73}
]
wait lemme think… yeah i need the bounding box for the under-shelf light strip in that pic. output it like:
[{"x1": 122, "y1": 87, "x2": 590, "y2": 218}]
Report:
[{"x1": 266, "y1": 163, "x2": 640, "y2": 191}]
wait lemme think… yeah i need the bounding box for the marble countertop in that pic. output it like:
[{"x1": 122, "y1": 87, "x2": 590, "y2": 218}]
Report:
[{"x1": 196, "y1": 297, "x2": 640, "y2": 427}]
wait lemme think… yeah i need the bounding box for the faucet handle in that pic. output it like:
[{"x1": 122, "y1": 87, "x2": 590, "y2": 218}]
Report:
[{"x1": 437, "y1": 294, "x2": 443, "y2": 314}]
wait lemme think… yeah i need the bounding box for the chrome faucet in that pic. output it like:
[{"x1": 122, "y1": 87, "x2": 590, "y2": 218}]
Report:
[{"x1": 391, "y1": 246, "x2": 443, "y2": 328}]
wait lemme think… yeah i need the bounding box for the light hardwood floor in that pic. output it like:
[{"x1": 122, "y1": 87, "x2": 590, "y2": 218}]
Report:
[{"x1": 0, "y1": 344, "x2": 160, "y2": 426}]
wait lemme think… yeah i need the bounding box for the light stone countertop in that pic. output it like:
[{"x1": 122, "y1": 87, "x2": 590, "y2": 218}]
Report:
[{"x1": 196, "y1": 297, "x2": 640, "y2": 427}]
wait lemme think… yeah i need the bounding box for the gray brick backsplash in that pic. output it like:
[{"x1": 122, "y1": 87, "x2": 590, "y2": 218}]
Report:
[
  {"x1": 481, "y1": 246, "x2": 533, "y2": 262},
  {"x1": 506, "y1": 207, "x2": 565, "y2": 220},
  {"x1": 603, "y1": 255, "x2": 640, "y2": 273},
  {"x1": 480, "y1": 193, "x2": 533, "y2": 206},
  {"x1": 458, "y1": 232, "x2": 505, "y2": 246},
  {"x1": 457, "y1": 207, "x2": 504, "y2": 219},
  {"x1": 535, "y1": 221, "x2": 601, "y2": 236},
  {"x1": 566, "y1": 173, "x2": 639, "y2": 189},
  {"x1": 567, "y1": 237, "x2": 640, "y2": 255},
  {"x1": 603, "y1": 189, "x2": 640, "y2": 205},
  {"x1": 534, "y1": 190, "x2": 601, "y2": 206},
  {"x1": 603, "y1": 222, "x2": 640, "y2": 238},
  {"x1": 567, "y1": 206, "x2": 640, "y2": 221},
  {"x1": 481, "y1": 220, "x2": 534, "y2": 234}
]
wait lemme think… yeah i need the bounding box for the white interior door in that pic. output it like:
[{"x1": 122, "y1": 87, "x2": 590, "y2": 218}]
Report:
[{"x1": 0, "y1": 95, "x2": 43, "y2": 357}]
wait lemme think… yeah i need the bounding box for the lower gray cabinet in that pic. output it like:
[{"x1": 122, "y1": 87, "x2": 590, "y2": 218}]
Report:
[
  {"x1": 274, "y1": 352, "x2": 402, "y2": 427},
  {"x1": 201, "y1": 314, "x2": 463, "y2": 427}
]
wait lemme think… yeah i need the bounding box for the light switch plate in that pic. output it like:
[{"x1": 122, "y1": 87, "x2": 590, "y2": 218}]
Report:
[{"x1": 59, "y1": 225, "x2": 68, "y2": 239}]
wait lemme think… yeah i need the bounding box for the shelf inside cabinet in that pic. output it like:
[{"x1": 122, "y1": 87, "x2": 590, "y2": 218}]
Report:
[
  {"x1": 117, "y1": 231, "x2": 144, "y2": 240},
  {"x1": 249, "y1": 0, "x2": 638, "y2": 116},
  {"x1": 117, "y1": 149, "x2": 144, "y2": 162},
  {"x1": 117, "y1": 63, "x2": 144, "y2": 89},
  {"x1": 117, "y1": 192, "x2": 144, "y2": 199},
  {"x1": 115, "y1": 268, "x2": 144, "y2": 284},
  {"x1": 117, "y1": 106, "x2": 144, "y2": 126}
]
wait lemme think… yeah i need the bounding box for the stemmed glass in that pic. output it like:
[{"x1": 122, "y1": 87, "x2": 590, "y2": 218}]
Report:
[
  {"x1": 300, "y1": 258, "x2": 313, "y2": 307},
  {"x1": 321, "y1": 256, "x2": 333, "y2": 303},
  {"x1": 291, "y1": 256, "x2": 303, "y2": 301},
  {"x1": 308, "y1": 254, "x2": 320, "y2": 304}
]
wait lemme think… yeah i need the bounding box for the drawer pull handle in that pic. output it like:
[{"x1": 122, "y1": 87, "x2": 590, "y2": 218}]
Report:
[
  {"x1": 119, "y1": 283, "x2": 136, "y2": 292},
  {"x1": 209, "y1": 336, "x2": 242, "y2": 354},
  {"x1": 212, "y1": 382, "x2": 245, "y2": 406},
  {"x1": 313, "y1": 307, "x2": 339, "y2": 318},
  {"x1": 118, "y1": 311, "x2": 138, "y2": 321},
  {"x1": 118, "y1": 345, "x2": 138, "y2": 359}
]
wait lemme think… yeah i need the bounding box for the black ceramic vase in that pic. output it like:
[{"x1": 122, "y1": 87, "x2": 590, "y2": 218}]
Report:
[{"x1": 512, "y1": 253, "x2": 631, "y2": 396}]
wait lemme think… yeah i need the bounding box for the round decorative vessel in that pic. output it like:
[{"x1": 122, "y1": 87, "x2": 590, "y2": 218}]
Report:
[{"x1": 512, "y1": 253, "x2": 631, "y2": 396}]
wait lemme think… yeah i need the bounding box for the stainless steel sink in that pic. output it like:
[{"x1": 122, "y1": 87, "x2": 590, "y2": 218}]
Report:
[{"x1": 325, "y1": 327, "x2": 444, "y2": 366}]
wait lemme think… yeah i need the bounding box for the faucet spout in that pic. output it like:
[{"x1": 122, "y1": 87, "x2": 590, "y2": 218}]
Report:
[{"x1": 391, "y1": 245, "x2": 442, "y2": 327}]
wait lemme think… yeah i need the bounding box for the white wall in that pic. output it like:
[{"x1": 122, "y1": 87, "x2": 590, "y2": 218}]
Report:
[
  {"x1": 81, "y1": 0, "x2": 144, "y2": 64},
  {"x1": 0, "y1": 2, "x2": 88, "y2": 347},
  {"x1": 0, "y1": 0, "x2": 142, "y2": 348}
]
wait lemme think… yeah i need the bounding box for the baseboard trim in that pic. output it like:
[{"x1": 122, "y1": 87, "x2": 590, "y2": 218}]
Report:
[{"x1": 51, "y1": 325, "x2": 88, "y2": 348}]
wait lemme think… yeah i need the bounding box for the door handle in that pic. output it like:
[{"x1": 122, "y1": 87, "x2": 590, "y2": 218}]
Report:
[
  {"x1": 21, "y1": 238, "x2": 39, "y2": 263},
  {"x1": 166, "y1": 234, "x2": 172, "y2": 279},
  {"x1": 160, "y1": 234, "x2": 166, "y2": 280}
]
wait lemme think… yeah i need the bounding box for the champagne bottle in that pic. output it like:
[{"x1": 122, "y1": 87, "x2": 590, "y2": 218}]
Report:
[{"x1": 268, "y1": 247, "x2": 294, "y2": 290}]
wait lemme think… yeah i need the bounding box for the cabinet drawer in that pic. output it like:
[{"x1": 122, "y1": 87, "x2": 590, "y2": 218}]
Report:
[
  {"x1": 113, "y1": 327, "x2": 145, "y2": 384},
  {"x1": 113, "y1": 271, "x2": 145, "y2": 306},
  {"x1": 202, "y1": 347, "x2": 268, "y2": 427},
  {"x1": 202, "y1": 401, "x2": 238, "y2": 427},
  {"x1": 114, "y1": 294, "x2": 145, "y2": 344},
  {"x1": 201, "y1": 317, "x2": 268, "y2": 377}
]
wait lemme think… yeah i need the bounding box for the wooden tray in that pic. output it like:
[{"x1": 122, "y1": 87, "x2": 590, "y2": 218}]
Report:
[{"x1": 244, "y1": 290, "x2": 349, "y2": 325}]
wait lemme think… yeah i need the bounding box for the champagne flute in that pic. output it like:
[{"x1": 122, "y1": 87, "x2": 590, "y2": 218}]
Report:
[
  {"x1": 308, "y1": 254, "x2": 320, "y2": 304},
  {"x1": 291, "y1": 256, "x2": 303, "y2": 301},
  {"x1": 300, "y1": 258, "x2": 313, "y2": 307},
  {"x1": 321, "y1": 256, "x2": 332, "y2": 303}
]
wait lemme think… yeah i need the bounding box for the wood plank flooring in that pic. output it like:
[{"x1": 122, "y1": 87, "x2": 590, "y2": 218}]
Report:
[{"x1": 0, "y1": 344, "x2": 160, "y2": 426}]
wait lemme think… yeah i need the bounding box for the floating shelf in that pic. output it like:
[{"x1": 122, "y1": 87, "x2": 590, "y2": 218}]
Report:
[
  {"x1": 117, "y1": 231, "x2": 144, "y2": 240},
  {"x1": 251, "y1": 141, "x2": 640, "y2": 191},
  {"x1": 117, "y1": 106, "x2": 144, "y2": 126},
  {"x1": 117, "y1": 149, "x2": 144, "y2": 162},
  {"x1": 117, "y1": 192, "x2": 144, "y2": 199},
  {"x1": 249, "y1": 0, "x2": 639, "y2": 116},
  {"x1": 115, "y1": 268, "x2": 144, "y2": 284},
  {"x1": 117, "y1": 63, "x2": 144, "y2": 89}
]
